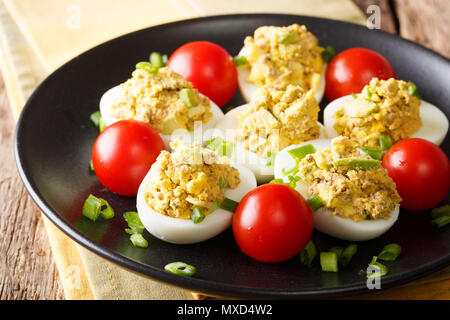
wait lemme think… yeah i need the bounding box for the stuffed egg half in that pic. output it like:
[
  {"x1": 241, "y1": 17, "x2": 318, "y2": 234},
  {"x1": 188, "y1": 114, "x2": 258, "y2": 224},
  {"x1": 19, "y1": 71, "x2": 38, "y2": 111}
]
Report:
[
  {"x1": 323, "y1": 78, "x2": 448, "y2": 146},
  {"x1": 136, "y1": 140, "x2": 257, "y2": 244},
  {"x1": 100, "y1": 67, "x2": 224, "y2": 149},
  {"x1": 206, "y1": 83, "x2": 326, "y2": 183},
  {"x1": 236, "y1": 24, "x2": 326, "y2": 104},
  {"x1": 274, "y1": 137, "x2": 401, "y2": 241}
]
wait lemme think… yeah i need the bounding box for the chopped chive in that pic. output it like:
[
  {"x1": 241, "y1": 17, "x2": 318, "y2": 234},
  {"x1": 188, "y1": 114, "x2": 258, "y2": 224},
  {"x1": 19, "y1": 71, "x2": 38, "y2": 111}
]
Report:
[
  {"x1": 123, "y1": 211, "x2": 145, "y2": 234},
  {"x1": 220, "y1": 198, "x2": 239, "y2": 212},
  {"x1": 361, "y1": 146, "x2": 383, "y2": 160},
  {"x1": 278, "y1": 30, "x2": 299, "y2": 44},
  {"x1": 282, "y1": 161, "x2": 299, "y2": 176},
  {"x1": 130, "y1": 233, "x2": 148, "y2": 248},
  {"x1": 332, "y1": 158, "x2": 381, "y2": 171},
  {"x1": 339, "y1": 244, "x2": 358, "y2": 266},
  {"x1": 206, "y1": 137, "x2": 234, "y2": 158},
  {"x1": 266, "y1": 151, "x2": 277, "y2": 167},
  {"x1": 286, "y1": 175, "x2": 300, "y2": 189},
  {"x1": 99, "y1": 117, "x2": 106, "y2": 132},
  {"x1": 377, "y1": 243, "x2": 401, "y2": 261},
  {"x1": 408, "y1": 81, "x2": 421, "y2": 99},
  {"x1": 82, "y1": 194, "x2": 114, "y2": 222},
  {"x1": 90, "y1": 111, "x2": 102, "y2": 127},
  {"x1": 432, "y1": 216, "x2": 450, "y2": 229},
  {"x1": 367, "y1": 256, "x2": 389, "y2": 278},
  {"x1": 329, "y1": 246, "x2": 343, "y2": 258},
  {"x1": 190, "y1": 207, "x2": 205, "y2": 224},
  {"x1": 306, "y1": 194, "x2": 324, "y2": 212},
  {"x1": 321, "y1": 45, "x2": 336, "y2": 63},
  {"x1": 288, "y1": 144, "x2": 316, "y2": 162},
  {"x1": 89, "y1": 160, "x2": 95, "y2": 172},
  {"x1": 149, "y1": 52, "x2": 164, "y2": 69},
  {"x1": 164, "y1": 262, "x2": 196, "y2": 277},
  {"x1": 233, "y1": 55, "x2": 248, "y2": 67},
  {"x1": 270, "y1": 178, "x2": 285, "y2": 184},
  {"x1": 431, "y1": 205, "x2": 450, "y2": 219},
  {"x1": 378, "y1": 135, "x2": 392, "y2": 151},
  {"x1": 320, "y1": 252, "x2": 339, "y2": 272},
  {"x1": 300, "y1": 240, "x2": 317, "y2": 267},
  {"x1": 179, "y1": 88, "x2": 197, "y2": 108}
]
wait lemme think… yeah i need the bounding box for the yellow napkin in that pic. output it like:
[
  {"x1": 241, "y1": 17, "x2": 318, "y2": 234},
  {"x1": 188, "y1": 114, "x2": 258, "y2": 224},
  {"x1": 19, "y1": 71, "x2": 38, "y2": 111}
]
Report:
[{"x1": 2, "y1": 0, "x2": 448, "y2": 300}]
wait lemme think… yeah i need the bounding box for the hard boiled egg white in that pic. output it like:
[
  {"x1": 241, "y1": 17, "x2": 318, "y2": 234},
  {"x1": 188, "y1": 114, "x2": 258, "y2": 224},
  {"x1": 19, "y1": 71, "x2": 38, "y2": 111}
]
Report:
[
  {"x1": 136, "y1": 164, "x2": 257, "y2": 244},
  {"x1": 99, "y1": 85, "x2": 224, "y2": 149},
  {"x1": 274, "y1": 139, "x2": 400, "y2": 241},
  {"x1": 207, "y1": 104, "x2": 326, "y2": 184},
  {"x1": 236, "y1": 47, "x2": 326, "y2": 104},
  {"x1": 323, "y1": 94, "x2": 449, "y2": 146}
]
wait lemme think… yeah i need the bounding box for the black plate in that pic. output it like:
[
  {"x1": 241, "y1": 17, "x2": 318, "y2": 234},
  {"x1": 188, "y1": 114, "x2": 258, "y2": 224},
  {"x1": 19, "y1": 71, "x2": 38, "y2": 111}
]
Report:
[{"x1": 15, "y1": 14, "x2": 450, "y2": 299}]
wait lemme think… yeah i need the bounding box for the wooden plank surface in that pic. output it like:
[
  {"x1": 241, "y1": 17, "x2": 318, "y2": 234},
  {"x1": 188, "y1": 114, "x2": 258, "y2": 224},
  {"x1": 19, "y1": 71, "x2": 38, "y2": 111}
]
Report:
[{"x1": 0, "y1": 0, "x2": 449, "y2": 300}]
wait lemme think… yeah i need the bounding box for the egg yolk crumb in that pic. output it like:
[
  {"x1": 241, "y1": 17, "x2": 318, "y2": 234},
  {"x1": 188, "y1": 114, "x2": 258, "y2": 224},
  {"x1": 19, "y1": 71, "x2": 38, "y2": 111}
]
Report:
[
  {"x1": 298, "y1": 136, "x2": 401, "y2": 221},
  {"x1": 238, "y1": 84, "x2": 321, "y2": 158},
  {"x1": 242, "y1": 24, "x2": 324, "y2": 92},
  {"x1": 110, "y1": 67, "x2": 212, "y2": 134},
  {"x1": 144, "y1": 140, "x2": 240, "y2": 219},
  {"x1": 334, "y1": 78, "x2": 422, "y2": 147}
]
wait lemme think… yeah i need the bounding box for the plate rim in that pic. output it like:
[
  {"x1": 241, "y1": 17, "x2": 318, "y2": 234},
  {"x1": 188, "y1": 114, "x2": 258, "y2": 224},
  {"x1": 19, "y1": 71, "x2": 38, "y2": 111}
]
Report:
[{"x1": 14, "y1": 13, "x2": 450, "y2": 299}]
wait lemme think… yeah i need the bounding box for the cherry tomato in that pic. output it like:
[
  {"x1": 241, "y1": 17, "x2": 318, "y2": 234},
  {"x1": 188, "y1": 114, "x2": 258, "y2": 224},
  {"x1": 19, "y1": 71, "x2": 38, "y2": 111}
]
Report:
[
  {"x1": 325, "y1": 48, "x2": 396, "y2": 102},
  {"x1": 92, "y1": 120, "x2": 165, "y2": 196},
  {"x1": 167, "y1": 41, "x2": 237, "y2": 107},
  {"x1": 382, "y1": 138, "x2": 449, "y2": 211},
  {"x1": 232, "y1": 184, "x2": 313, "y2": 263}
]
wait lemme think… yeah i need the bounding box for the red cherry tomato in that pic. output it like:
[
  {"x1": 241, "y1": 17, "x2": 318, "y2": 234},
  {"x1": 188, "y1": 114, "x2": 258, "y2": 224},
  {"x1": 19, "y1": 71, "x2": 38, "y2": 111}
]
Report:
[
  {"x1": 232, "y1": 184, "x2": 313, "y2": 263},
  {"x1": 92, "y1": 120, "x2": 165, "y2": 196},
  {"x1": 167, "y1": 41, "x2": 237, "y2": 107},
  {"x1": 325, "y1": 48, "x2": 396, "y2": 102},
  {"x1": 382, "y1": 138, "x2": 449, "y2": 211}
]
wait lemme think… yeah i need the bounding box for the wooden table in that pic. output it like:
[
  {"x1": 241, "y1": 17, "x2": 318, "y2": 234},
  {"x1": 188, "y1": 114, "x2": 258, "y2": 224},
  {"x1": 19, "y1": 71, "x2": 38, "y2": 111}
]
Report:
[{"x1": 0, "y1": 0, "x2": 449, "y2": 300}]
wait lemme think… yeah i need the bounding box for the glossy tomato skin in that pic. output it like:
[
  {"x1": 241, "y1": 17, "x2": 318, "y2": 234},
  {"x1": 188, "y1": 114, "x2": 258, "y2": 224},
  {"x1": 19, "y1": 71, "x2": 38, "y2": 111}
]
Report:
[
  {"x1": 92, "y1": 120, "x2": 165, "y2": 196},
  {"x1": 382, "y1": 138, "x2": 449, "y2": 211},
  {"x1": 325, "y1": 48, "x2": 396, "y2": 102},
  {"x1": 232, "y1": 184, "x2": 313, "y2": 263},
  {"x1": 167, "y1": 41, "x2": 237, "y2": 107}
]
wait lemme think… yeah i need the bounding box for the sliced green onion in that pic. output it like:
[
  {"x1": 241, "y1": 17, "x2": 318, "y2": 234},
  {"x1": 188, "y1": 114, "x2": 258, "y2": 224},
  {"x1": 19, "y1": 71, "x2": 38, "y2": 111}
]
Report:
[
  {"x1": 361, "y1": 146, "x2": 382, "y2": 160},
  {"x1": 332, "y1": 158, "x2": 381, "y2": 171},
  {"x1": 300, "y1": 240, "x2": 317, "y2": 267},
  {"x1": 367, "y1": 256, "x2": 389, "y2": 278},
  {"x1": 190, "y1": 207, "x2": 205, "y2": 224},
  {"x1": 408, "y1": 81, "x2": 421, "y2": 100},
  {"x1": 233, "y1": 55, "x2": 248, "y2": 67},
  {"x1": 321, "y1": 45, "x2": 336, "y2": 63},
  {"x1": 377, "y1": 243, "x2": 401, "y2": 261},
  {"x1": 378, "y1": 135, "x2": 392, "y2": 151},
  {"x1": 431, "y1": 205, "x2": 450, "y2": 219},
  {"x1": 278, "y1": 30, "x2": 299, "y2": 44},
  {"x1": 282, "y1": 161, "x2": 299, "y2": 176},
  {"x1": 90, "y1": 111, "x2": 102, "y2": 127},
  {"x1": 206, "y1": 137, "x2": 234, "y2": 158},
  {"x1": 339, "y1": 244, "x2": 358, "y2": 266},
  {"x1": 164, "y1": 262, "x2": 196, "y2": 277},
  {"x1": 179, "y1": 88, "x2": 197, "y2": 108},
  {"x1": 149, "y1": 52, "x2": 164, "y2": 69},
  {"x1": 136, "y1": 61, "x2": 158, "y2": 73},
  {"x1": 266, "y1": 151, "x2": 277, "y2": 167},
  {"x1": 288, "y1": 144, "x2": 316, "y2": 162},
  {"x1": 89, "y1": 160, "x2": 95, "y2": 172},
  {"x1": 218, "y1": 176, "x2": 229, "y2": 189},
  {"x1": 99, "y1": 117, "x2": 106, "y2": 132},
  {"x1": 270, "y1": 178, "x2": 284, "y2": 184},
  {"x1": 352, "y1": 93, "x2": 357, "y2": 99},
  {"x1": 123, "y1": 211, "x2": 145, "y2": 234},
  {"x1": 286, "y1": 175, "x2": 300, "y2": 189},
  {"x1": 306, "y1": 194, "x2": 323, "y2": 212},
  {"x1": 162, "y1": 54, "x2": 168, "y2": 65},
  {"x1": 220, "y1": 197, "x2": 239, "y2": 212},
  {"x1": 82, "y1": 194, "x2": 114, "y2": 222},
  {"x1": 329, "y1": 246, "x2": 343, "y2": 258},
  {"x1": 432, "y1": 216, "x2": 450, "y2": 229},
  {"x1": 130, "y1": 233, "x2": 148, "y2": 248},
  {"x1": 320, "y1": 252, "x2": 338, "y2": 272}
]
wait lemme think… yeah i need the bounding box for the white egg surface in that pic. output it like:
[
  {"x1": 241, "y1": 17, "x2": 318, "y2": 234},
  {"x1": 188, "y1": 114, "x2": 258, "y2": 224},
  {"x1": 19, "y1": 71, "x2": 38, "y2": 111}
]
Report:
[
  {"x1": 207, "y1": 104, "x2": 327, "y2": 184},
  {"x1": 274, "y1": 139, "x2": 400, "y2": 241},
  {"x1": 236, "y1": 47, "x2": 326, "y2": 104},
  {"x1": 99, "y1": 85, "x2": 224, "y2": 150},
  {"x1": 136, "y1": 164, "x2": 256, "y2": 244},
  {"x1": 323, "y1": 94, "x2": 449, "y2": 146}
]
